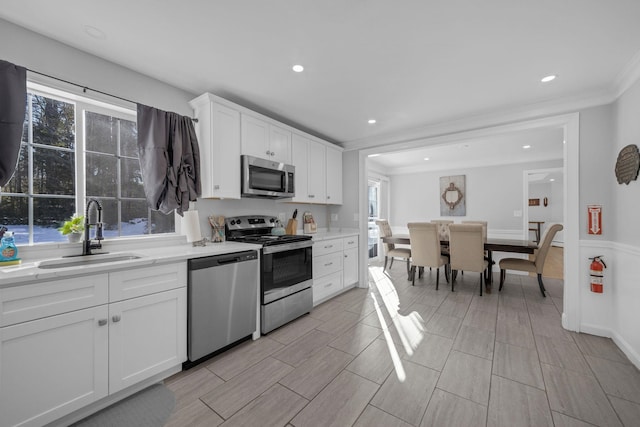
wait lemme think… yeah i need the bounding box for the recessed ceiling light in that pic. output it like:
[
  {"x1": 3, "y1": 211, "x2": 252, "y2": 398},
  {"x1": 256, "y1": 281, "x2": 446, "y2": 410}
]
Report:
[
  {"x1": 84, "y1": 25, "x2": 106, "y2": 39},
  {"x1": 550, "y1": 178, "x2": 555, "y2": 182},
  {"x1": 424, "y1": 157, "x2": 430, "y2": 161},
  {"x1": 368, "y1": 153, "x2": 380, "y2": 158},
  {"x1": 522, "y1": 145, "x2": 531, "y2": 149},
  {"x1": 563, "y1": 140, "x2": 566, "y2": 144},
  {"x1": 541, "y1": 75, "x2": 556, "y2": 83},
  {"x1": 292, "y1": 64, "x2": 304, "y2": 72},
  {"x1": 368, "y1": 119, "x2": 376, "y2": 124}
]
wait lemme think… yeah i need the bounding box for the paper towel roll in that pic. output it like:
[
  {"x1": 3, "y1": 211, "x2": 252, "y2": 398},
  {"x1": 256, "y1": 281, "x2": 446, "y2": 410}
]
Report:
[{"x1": 182, "y1": 210, "x2": 202, "y2": 243}]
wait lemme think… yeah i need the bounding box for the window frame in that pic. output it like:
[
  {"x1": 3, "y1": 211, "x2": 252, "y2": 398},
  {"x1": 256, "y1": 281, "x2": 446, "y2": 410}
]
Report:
[{"x1": 0, "y1": 81, "x2": 175, "y2": 245}]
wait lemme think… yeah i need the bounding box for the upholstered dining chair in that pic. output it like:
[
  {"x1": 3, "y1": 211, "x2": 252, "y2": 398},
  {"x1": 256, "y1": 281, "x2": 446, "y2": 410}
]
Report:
[
  {"x1": 431, "y1": 219, "x2": 454, "y2": 261},
  {"x1": 431, "y1": 220, "x2": 454, "y2": 242},
  {"x1": 499, "y1": 223, "x2": 563, "y2": 297},
  {"x1": 448, "y1": 224, "x2": 488, "y2": 295},
  {"x1": 462, "y1": 220, "x2": 491, "y2": 277},
  {"x1": 461, "y1": 221, "x2": 487, "y2": 241},
  {"x1": 375, "y1": 219, "x2": 411, "y2": 275},
  {"x1": 407, "y1": 222, "x2": 450, "y2": 288}
]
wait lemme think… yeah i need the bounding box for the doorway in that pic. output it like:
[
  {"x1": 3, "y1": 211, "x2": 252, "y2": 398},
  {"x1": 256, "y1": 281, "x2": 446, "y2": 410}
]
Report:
[
  {"x1": 367, "y1": 179, "x2": 380, "y2": 260},
  {"x1": 359, "y1": 112, "x2": 579, "y2": 331},
  {"x1": 524, "y1": 167, "x2": 564, "y2": 244},
  {"x1": 525, "y1": 167, "x2": 564, "y2": 279}
]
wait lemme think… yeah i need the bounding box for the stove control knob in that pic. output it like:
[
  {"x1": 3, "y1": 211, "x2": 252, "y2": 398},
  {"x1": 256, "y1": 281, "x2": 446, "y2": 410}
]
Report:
[
  {"x1": 230, "y1": 220, "x2": 236, "y2": 225},
  {"x1": 270, "y1": 218, "x2": 276, "y2": 223},
  {"x1": 236, "y1": 219, "x2": 242, "y2": 224}
]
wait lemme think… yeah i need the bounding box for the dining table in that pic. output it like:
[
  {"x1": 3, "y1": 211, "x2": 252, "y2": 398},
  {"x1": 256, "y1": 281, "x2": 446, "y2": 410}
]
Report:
[{"x1": 380, "y1": 234, "x2": 537, "y2": 292}]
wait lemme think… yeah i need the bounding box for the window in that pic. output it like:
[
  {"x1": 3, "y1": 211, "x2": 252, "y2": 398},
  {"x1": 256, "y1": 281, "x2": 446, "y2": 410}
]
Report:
[{"x1": 0, "y1": 87, "x2": 175, "y2": 244}]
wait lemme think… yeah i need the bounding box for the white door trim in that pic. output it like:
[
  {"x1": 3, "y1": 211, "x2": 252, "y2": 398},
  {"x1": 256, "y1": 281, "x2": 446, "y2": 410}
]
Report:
[{"x1": 360, "y1": 112, "x2": 581, "y2": 331}]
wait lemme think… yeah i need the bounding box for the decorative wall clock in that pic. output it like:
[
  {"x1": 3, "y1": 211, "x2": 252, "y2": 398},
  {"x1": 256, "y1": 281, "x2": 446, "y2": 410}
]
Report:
[{"x1": 615, "y1": 144, "x2": 640, "y2": 185}]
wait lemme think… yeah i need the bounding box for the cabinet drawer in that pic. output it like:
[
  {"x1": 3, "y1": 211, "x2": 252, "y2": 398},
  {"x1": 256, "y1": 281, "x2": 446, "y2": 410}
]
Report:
[
  {"x1": 343, "y1": 236, "x2": 358, "y2": 249},
  {"x1": 109, "y1": 262, "x2": 186, "y2": 302},
  {"x1": 313, "y1": 252, "x2": 342, "y2": 278},
  {"x1": 314, "y1": 238, "x2": 343, "y2": 257},
  {"x1": 313, "y1": 271, "x2": 343, "y2": 303},
  {"x1": 0, "y1": 275, "x2": 109, "y2": 327}
]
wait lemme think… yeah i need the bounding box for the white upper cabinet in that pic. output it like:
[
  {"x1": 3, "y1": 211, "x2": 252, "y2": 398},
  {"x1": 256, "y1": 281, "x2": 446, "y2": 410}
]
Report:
[
  {"x1": 241, "y1": 114, "x2": 291, "y2": 164},
  {"x1": 292, "y1": 133, "x2": 326, "y2": 203},
  {"x1": 189, "y1": 94, "x2": 241, "y2": 199},
  {"x1": 268, "y1": 124, "x2": 293, "y2": 164},
  {"x1": 325, "y1": 145, "x2": 343, "y2": 204},
  {"x1": 190, "y1": 92, "x2": 342, "y2": 205}
]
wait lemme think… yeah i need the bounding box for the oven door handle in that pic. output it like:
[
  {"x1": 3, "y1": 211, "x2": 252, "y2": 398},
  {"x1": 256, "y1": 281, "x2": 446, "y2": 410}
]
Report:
[{"x1": 262, "y1": 240, "x2": 313, "y2": 254}]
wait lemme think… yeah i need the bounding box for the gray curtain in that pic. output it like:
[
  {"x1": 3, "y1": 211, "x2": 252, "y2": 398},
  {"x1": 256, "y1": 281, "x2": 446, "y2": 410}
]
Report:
[
  {"x1": 136, "y1": 104, "x2": 201, "y2": 216},
  {"x1": 0, "y1": 60, "x2": 26, "y2": 187}
]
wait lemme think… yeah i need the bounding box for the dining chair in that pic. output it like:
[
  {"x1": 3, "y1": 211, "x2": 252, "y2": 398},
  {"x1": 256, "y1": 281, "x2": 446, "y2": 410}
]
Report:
[
  {"x1": 462, "y1": 220, "x2": 491, "y2": 277},
  {"x1": 431, "y1": 220, "x2": 454, "y2": 242},
  {"x1": 407, "y1": 222, "x2": 449, "y2": 288},
  {"x1": 461, "y1": 221, "x2": 487, "y2": 241},
  {"x1": 375, "y1": 219, "x2": 411, "y2": 275},
  {"x1": 430, "y1": 219, "x2": 454, "y2": 263},
  {"x1": 499, "y1": 223, "x2": 563, "y2": 297},
  {"x1": 448, "y1": 223, "x2": 488, "y2": 295}
]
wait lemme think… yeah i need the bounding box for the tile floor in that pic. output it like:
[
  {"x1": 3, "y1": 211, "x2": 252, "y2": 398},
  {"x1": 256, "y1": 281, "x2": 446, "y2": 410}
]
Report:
[{"x1": 164, "y1": 263, "x2": 640, "y2": 427}]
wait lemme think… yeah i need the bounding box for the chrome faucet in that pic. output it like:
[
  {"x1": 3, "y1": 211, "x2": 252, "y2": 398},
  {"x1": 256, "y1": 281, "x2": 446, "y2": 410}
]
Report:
[{"x1": 83, "y1": 198, "x2": 104, "y2": 256}]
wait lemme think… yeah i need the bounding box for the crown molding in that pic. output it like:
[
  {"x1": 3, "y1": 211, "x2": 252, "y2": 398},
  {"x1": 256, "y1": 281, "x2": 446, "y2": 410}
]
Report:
[
  {"x1": 381, "y1": 156, "x2": 563, "y2": 176},
  {"x1": 342, "y1": 89, "x2": 614, "y2": 153},
  {"x1": 614, "y1": 49, "x2": 640, "y2": 99}
]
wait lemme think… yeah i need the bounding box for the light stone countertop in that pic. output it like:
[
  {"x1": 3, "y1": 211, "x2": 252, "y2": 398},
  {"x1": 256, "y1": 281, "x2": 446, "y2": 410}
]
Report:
[
  {"x1": 0, "y1": 239, "x2": 261, "y2": 288},
  {"x1": 0, "y1": 229, "x2": 361, "y2": 288},
  {"x1": 308, "y1": 229, "x2": 360, "y2": 242}
]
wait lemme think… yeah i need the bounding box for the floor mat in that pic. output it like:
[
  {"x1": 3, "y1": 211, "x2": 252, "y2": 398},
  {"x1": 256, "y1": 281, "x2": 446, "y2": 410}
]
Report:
[{"x1": 73, "y1": 383, "x2": 175, "y2": 427}]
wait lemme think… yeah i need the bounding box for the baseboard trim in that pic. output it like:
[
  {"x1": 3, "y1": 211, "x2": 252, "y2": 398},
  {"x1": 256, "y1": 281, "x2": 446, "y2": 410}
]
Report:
[{"x1": 611, "y1": 330, "x2": 640, "y2": 370}]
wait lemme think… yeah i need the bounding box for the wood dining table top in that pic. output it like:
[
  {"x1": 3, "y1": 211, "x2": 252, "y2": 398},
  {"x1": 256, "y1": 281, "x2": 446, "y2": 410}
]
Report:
[{"x1": 381, "y1": 234, "x2": 537, "y2": 254}]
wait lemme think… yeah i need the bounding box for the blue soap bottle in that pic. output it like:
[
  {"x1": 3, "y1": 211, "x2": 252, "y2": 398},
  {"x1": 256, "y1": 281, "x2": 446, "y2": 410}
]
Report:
[{"x1": 0, "y1": 231, "x2": 18, "y2": 261}]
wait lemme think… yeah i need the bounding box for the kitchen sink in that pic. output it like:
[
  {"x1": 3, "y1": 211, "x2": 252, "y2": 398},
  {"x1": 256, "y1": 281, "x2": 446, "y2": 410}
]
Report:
[{"x1": 37, "y1": 252, "x2": 143, "y2": 269}]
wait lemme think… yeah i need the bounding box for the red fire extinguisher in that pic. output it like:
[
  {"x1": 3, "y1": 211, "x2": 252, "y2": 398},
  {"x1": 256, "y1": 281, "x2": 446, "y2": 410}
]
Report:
[{"x1": 589, "y1": 256, "x2": 606, "y2": 293}]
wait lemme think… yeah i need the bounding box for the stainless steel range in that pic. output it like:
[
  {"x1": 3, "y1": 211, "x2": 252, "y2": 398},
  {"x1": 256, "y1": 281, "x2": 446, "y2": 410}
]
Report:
[{"x1": 226, "y1": 215, "x2": 313, "y2": 334}]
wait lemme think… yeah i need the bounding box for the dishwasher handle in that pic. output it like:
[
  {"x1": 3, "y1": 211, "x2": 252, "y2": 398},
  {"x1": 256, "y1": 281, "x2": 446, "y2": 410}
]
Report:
[{"x1": 188, "y1": 250, "x2": 258, "y2": 271}]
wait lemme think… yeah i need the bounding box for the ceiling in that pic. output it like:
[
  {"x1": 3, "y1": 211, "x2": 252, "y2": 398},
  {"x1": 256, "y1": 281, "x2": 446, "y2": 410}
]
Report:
[
  {"x1": 2, "y1": 1, "x2": 640, "y2": 150},
  {"x1": 368, "y1": 127, "x2": 565, "y2": 175}
]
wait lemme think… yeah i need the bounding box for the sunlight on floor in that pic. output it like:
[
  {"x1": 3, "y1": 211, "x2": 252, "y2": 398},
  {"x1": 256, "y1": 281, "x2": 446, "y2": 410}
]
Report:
[{"x1": 368, "y1": 265, "x2": 427, "y2": 382}]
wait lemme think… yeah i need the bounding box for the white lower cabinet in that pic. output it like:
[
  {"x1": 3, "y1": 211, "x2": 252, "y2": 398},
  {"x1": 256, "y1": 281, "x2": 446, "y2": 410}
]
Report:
[
  {"x1": 0, "y1": 262, "x2": 187, "y2": 427},
  {"x1": 0, "y1": 305, "x2": 109, "y2": 427},
  {"x1": 312, "y1": 235, "x2": 359, "y2": 305},
  {"x1": 109, "y1": 287, "x2": 186, "y2": 393}
]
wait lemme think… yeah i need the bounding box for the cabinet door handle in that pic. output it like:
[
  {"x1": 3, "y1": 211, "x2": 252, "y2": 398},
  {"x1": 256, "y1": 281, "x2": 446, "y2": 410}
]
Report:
[
  {"x1": 324, "y1": 283, "x2": 333, "y2": 288},
  {"x1": 98, "y1": 319, "x2": 108, "y2": 326},
  {"x1": 112, "y1": 315, "x2": 121, "y2": 323},
  {"x1": 266, "y1": 150, "x2": 271, "y2": 156},
  {"x1": 271, "y1": 151, "x2": 275, "y2": 156},
  {"x1": 327, "y1": 195, "x2": 331, "y2": 199},
  {"x1": 344, "y1": 254, "x2": 348, "y2": 258},
  {"x1": 324, "y1": 262, "x2": 333, "y2": 267},
  {"x1": 309, "y1": 194, "x2": 314, "y2": 198},
  {"x1": 324, "y1": 245, "x2": 333, "y2": 249},
  {"x1": 214, "y1": 184, "x2": 220, "y2": 190}
]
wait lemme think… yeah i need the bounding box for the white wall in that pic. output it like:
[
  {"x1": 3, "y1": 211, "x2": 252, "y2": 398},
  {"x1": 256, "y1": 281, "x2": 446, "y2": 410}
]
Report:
[
  {"x1": 0, "y1": 19, "x2": 194, "y2": 115},
  {"x1": 388, "y1": 159, "x2": 562, "y2": 236},
  {"x1": 608, "y1": 77, "x2": 640, "y2": 366}
]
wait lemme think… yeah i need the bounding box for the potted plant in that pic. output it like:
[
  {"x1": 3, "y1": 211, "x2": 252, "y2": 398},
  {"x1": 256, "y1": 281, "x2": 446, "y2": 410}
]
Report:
[{"x1": 59, "y1": 215, "x2": 85, "y2": 243}]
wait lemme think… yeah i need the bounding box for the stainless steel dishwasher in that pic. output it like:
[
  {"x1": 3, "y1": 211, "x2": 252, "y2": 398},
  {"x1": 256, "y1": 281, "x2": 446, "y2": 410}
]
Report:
[{"x1": 186, "y1": 250, "x2": 259, "y2": 366}]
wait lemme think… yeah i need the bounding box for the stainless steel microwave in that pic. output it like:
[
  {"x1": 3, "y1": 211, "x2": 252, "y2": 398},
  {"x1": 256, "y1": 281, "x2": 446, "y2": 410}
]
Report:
[{"x1": 241, "y1": 155, "x2": 295, "y2": 199}]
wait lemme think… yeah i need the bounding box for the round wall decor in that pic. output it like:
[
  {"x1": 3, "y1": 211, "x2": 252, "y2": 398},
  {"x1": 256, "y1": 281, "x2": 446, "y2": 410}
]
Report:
[{"x1": 615, "y1": 144, "x2": 640, "y2": 185}]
